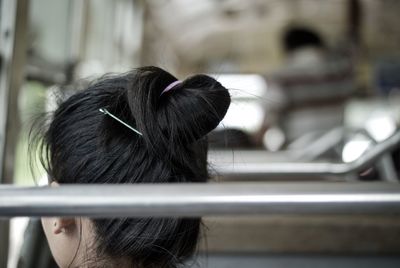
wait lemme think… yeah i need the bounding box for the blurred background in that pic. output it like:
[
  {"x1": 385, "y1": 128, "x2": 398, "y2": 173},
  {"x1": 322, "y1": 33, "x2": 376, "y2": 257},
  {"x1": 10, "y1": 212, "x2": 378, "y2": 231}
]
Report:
[{"x1": 1, "y1": 0, "x2": 400, "y2": 267}]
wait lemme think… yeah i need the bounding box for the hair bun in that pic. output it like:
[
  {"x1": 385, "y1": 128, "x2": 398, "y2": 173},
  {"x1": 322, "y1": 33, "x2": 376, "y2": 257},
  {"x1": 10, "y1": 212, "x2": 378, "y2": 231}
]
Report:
[
  {"x1": 162, "y1": 74, "x2": 231, "y2": 142},
  {"x1": 126, "y1": 67, "x2": 231, "y2": 161}
]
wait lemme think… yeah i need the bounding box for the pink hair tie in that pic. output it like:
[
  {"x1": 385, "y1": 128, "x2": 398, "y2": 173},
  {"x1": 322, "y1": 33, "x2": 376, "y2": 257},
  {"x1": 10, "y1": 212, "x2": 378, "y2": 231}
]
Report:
[{"x1": 161, "y1": 80, "x2": 181, "y2": 95}]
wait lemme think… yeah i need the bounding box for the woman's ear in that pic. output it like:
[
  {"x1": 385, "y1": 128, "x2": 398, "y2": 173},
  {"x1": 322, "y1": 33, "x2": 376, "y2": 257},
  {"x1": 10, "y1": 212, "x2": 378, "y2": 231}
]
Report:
[
  {"x1": 49, "y1": 181, "x2": 76, "y2": 234},
  {"x1": 53, "y1": 218, "x2": 76, "y2": 234},
  {"x1": 42, "y1": 216, "x2": 84, "y2": 268}
]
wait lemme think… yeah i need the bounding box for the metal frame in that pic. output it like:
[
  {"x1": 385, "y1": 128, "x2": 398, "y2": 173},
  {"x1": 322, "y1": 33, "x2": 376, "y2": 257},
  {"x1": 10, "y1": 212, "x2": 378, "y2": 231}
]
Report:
[
  {"x1": 0, "y1": 182, "x2": 399, "y2": 217},
  {"x1": 212, "y1": 130, "x2": 400, "y2": 179}
]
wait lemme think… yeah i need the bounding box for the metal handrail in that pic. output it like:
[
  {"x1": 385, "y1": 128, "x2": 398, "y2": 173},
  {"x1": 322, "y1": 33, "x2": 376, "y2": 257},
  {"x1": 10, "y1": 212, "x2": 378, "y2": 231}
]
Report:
[
  {"x1": 0, "y1": 182, "x2": 399, "y2": 217},
  {"x1": 211, "y1": 130, "x2": 400, "y2": 178}
]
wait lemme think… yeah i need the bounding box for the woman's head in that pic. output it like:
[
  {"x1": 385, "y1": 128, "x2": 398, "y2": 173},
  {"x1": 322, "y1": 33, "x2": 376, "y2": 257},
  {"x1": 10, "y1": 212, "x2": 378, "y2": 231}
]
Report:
[{"x1": 35, "y1": 66, "x2": 230, "y2": 267}]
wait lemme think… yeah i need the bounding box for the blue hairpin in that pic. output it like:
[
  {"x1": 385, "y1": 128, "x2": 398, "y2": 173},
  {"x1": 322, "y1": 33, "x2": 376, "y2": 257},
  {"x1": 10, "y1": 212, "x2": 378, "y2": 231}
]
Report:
[{"x1": 99, "y1": 108, "x2": 143, "y2": 136}]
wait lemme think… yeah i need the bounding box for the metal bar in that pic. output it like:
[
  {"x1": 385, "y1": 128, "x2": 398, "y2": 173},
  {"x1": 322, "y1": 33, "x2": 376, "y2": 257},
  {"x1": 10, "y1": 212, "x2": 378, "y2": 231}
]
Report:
[
  {"x1": 378, "y1": 153, "x2": 400, "y2": 182},
  {"x1": 290, "y1": 127, "x2": 344, "y2": 161},
  {"x1": 0, "y1": 0, "x2": 28, "y2": 184},
  {"x1": 1, "y1": 0, "x2": 15, "y2": 181},
  {"x1": 0, "y1": 182, "x2": 399, "y2": 217},
  {"x1": 212, "y1": 130, "x2": 400, "y2": 178}
]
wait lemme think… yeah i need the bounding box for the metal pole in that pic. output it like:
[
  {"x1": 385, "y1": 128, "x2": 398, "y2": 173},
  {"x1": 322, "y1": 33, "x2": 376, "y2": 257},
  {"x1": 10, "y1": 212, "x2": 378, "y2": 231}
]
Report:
[
  {"x1": 0, "y1": 182, "x2": 399, "y2": 217},
  {"x1": 0, "y1": 0, "x2": 28, "y2": 266},
  {"x1": 378, "y1": 153, "x2": 400, "y2": 182}
]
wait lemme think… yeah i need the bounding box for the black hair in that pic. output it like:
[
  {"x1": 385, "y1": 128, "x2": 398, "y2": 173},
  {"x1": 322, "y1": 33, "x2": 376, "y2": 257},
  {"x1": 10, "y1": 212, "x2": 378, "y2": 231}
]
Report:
[
  {"x1": 283, "y1": 27, "x2": 325, "y2": 53},
  {"x1": 31, "y1": 66, "x2": 230, "y2": 267}
]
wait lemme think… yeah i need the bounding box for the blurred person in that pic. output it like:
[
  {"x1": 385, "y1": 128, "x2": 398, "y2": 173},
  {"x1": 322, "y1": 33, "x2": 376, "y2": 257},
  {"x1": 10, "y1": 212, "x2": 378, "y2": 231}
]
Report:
[
  {"x1": 30, "y1": 66, "x2": 230, "y2": 268},
  {"x1": 374, "y1": 57, "x2": 400, "y2": 96},
  {"x1": 259, "y1": 26, "x2": 355, "y2": 148}
]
